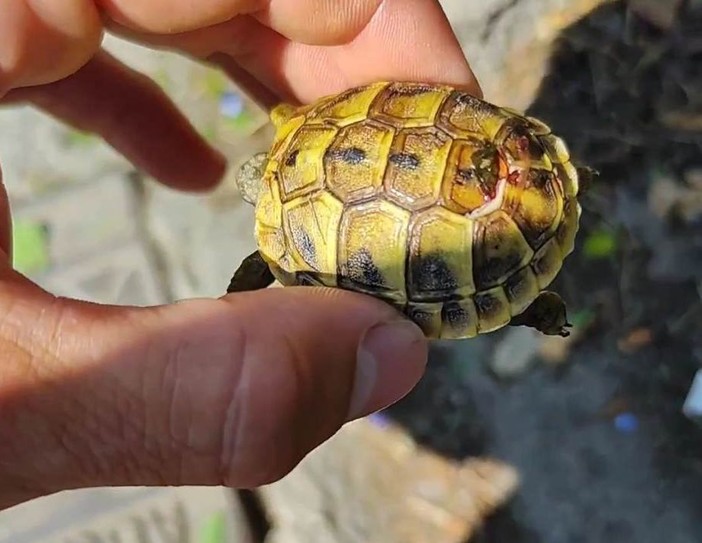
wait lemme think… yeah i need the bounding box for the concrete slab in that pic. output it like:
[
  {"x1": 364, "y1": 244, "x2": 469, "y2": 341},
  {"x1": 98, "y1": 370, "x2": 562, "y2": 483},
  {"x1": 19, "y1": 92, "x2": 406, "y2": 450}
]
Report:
[{"x1": 0, "y1": 487, "x2": 254, "y2": 543}]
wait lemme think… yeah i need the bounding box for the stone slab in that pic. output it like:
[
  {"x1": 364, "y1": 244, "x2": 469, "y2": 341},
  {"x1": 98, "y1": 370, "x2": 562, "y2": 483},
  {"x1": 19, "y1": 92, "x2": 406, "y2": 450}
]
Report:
[
  {"x1": 259, "y1": 419, "x2": 519, "y2": 543},
  {"x1": 0, "y1": 487, "x2": 254, "y2": 543},
  {"x1": 441, "y1": 0, "x2": 614, "y2": 110}
]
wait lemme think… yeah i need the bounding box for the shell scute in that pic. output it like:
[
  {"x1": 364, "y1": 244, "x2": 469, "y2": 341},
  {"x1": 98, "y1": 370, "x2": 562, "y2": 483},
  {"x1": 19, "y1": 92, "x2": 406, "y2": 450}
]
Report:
[
  {"x1": 368, "y1": 82, "x2": 452, "y2": 129},
  {"x1": 408, "y1": 302, "x2": 443, "y2": 338},
  {"x1": 503, "y1": 266, "x2": 540, "y2": 316},
  {"x1": 442, "y1": 138, "x2": 503, "y2": 214},
  {"x1": 283, "y1": 191, "x2": 343, "y2": 278},
  {"x1": 437, "y1": 91, "x2": 511, "y2": 139},
  {"x1": 408, "y1": 207, "x2": 475, "y2": 302},
  {"x1": 539, "y1": 133, "x2": 571, "y2": 164},
  {"x1": 556, "y1": 198, "x2": 581, "y2": 258},
  {"x1": 531, "y1": 237, "x2": 563, "y2": 289},
  {"x1": 279, "y1": 125, "x2": 337, "y2": 201},
  {"x1": 384, "y1": 127, "x2": 452, "y2": 210},
  {"x1": 496, "y1": 117, "x2": 553, "y2": 171},
  {"x1": 440, "y1": 299, "x2": 479, "y2": 339},
  {"x1": 473, "y1": 287, "x2": 512, "y2": 333},
  {"x1": 306, "y1": 82, "x2": 388, "y2": 126},
  {"x1": 503, "y1": 169, "x2": 564, "y2": 250},
  {"x1": 337, "y1": 199, "x2": 409, "y2": 303},
  {"x1": 255, "y1": 178, "x2": 286, "y2": 264},
  {"x1": 324, "y1": 120, "x2": 394, "y2": 203},
  {"x1": 472, "y1": 210, "x2": 534, "y2": 290},
  {"x1": 524, "y1": 115, "x2": 552, "y2": 135},
  {"x1": 555, "y1": 161, "x2": 579, "y2": 198}
]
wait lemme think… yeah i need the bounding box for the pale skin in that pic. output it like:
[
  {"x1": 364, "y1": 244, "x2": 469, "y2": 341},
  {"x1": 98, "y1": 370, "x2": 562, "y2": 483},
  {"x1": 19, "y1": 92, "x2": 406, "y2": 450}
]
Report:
[{"x1": 0, "y1": 0, "x2": 482, "y2": 511}]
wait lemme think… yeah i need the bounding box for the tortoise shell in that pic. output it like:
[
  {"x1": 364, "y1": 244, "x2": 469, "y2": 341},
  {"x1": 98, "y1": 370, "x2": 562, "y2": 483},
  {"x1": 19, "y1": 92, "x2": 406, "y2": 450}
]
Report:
[{"x1": 251, "y1": 81, "x2": 581, "y2": 339}]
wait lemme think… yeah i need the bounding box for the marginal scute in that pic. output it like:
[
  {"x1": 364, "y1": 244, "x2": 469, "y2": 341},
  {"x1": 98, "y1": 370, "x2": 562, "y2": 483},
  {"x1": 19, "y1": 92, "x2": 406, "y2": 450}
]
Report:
[
  {"x1": 474, "y1": 287, "x2": 512, "y2": 333},
  {"x1": 441, "y1": 299, "x2": 479, "y2": 339},
  {"x1": 338, "y1": 199, "x2": 410, "y2": 302},
  {"x1": 269, "y1": 114, "x2": 306, "y2": 160},
  {"x1": 525, "y1": 115, "x2": 552, "y2": 135},
  {"x1": 408, "y1": 207, "x2": 475, "y2": 302},
  {"x1": 408, "y1": 302, "x2": 443, "y2": 338},
  {"x1": 325, "y1": 121, "x2": 395, "y2": 203},
  {"x1": 270, "y1": 103, "x2": 298, "y2": 128},
  {"x1": 279, "y1": 125, "x2": 337, "y2": 201},
  {"x1": 437, "y1": 91, "x2": 509, "y2": 139},
  {"x1": 539, "y1": 133, "x2": 571, "y2": 164},
  {"x1": 531, "y1": 238, "x2": 563, "y2": 289},
  {"x1": 256, "y1": 225, "x2": 286, "y2": 263},
  {"x1": 255, "y1": 177, "x2": 282, "y2": 229},
  {"x1": 306, "y1": 82, "x2": 388, "y2": 126},
  {"x1": 384, "y1": 127, "x2": 452, "y2": 210},
  {"x1": 556, "y1": 198, "x2": 581, "y2": 258},
  {"x1": 369, "y1": 82, "x2": 451, "y2": 128},
  {"x1": 473, "y1": 211, "x2": 534, "y2": 290},
  {"x1": 503, "y1": 266, "x2": 540, "y2": 315},
  {"x1": 442, "y1": 138, "x2": 502, "y2": 214},
  {"x1": 555, "y1": 161, "x2": 579, "y2": 198},
  {"x1": 283, "y1": 191, "x2": 343, "y2": 278},
  {"x1": 500, "y1": 106, "x2": 525, "y2": 117}
]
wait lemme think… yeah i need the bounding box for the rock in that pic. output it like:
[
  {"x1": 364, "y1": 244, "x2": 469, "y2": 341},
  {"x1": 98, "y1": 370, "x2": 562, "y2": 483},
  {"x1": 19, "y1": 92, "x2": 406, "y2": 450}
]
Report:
[
  {"x1": 648, "y1": 175, "x2": 702, "y2": 225},
  {"x1": 258, "y1": 419, "x2": 519, "y2": 543},
  {"x1": 442, "y1": 0, "x2": 614, "y2": 110},
  {"x1": 686, "y1": 169, "x2": 702, "y2": 191},
  {"x1": 683, "y1": 370, "x2": 702, "y2": 424},
  {"x1": 617, "y1": 327, "x2": 654, "y2": 354},
  {"x1": 538, "y1": 334, "x2": 577, "y2": 366},
  {"x1": 648, "y1": 177, "x2": 688, "y2": 219},
  {"x1": 11, "y1": 174, "x2": 166, "y2": 306},
  {"x1": 142, "y1": 180, "x2": 259, "y2": 300},
  {"x1": 490, "y1": 327, "x2": 542, "y2": 379},
  {"x1": 627, "y1": 0, "x2": 684, "y2": 29},
  {"x1": 0, "y1": 487, "x2": 255, "y2": 543},
  {"x1": 660, "y1": 111, "x2": 702, "y2": 131}
]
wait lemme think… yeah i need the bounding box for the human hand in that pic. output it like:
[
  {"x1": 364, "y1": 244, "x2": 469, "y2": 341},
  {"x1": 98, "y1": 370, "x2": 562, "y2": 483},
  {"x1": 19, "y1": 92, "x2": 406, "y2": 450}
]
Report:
[{"x1": 0, "y1": 0, "x2": 481, "y2": 510}]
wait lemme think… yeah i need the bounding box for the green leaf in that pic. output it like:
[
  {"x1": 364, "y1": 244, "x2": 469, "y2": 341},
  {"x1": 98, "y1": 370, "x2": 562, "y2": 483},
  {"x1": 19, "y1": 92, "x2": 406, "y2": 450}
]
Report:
[
  {"x1": 199, "y1": 511, "x2": 226, "y2": 543},
  {"x1": 65, "y1": 129, "x2": 96, "y2": 146},
  {"x1": 201, "y1": 71, "x2": 229, "y2": 98},
  {"x1": 12, "y1": 220, "x2": 50, "y2": 274},
  {"x1": 583, "y1": 228, "x2": 617, "y2": 259},
  {"x1": 571, "y1": 308, "x2": 597, "y2": 328},
  {"x1": 222, "y1": 110, "x2": 254, "y2": 131}
]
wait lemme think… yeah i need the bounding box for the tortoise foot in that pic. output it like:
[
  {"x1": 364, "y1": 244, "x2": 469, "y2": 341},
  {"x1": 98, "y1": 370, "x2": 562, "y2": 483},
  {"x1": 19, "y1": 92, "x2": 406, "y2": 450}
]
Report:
[
  {"x1": 509, "y1": 291, "x2": 572, "y2": 337},
  {"x1": 227, "y1": 250, "x2": 275, "y2": 293}
]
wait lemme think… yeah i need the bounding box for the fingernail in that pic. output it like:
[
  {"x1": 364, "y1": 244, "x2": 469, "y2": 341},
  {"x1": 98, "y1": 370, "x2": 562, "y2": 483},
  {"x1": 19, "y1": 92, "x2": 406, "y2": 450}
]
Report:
[{"x1": 347, "y1": 320, "x2": 428, "y2": 420}]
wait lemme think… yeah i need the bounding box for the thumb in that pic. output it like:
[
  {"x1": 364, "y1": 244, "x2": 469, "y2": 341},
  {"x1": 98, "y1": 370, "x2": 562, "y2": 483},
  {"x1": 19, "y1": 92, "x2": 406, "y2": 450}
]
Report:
[{"x1": 0, "y1": 280, "x2": 427, "y2": 508}]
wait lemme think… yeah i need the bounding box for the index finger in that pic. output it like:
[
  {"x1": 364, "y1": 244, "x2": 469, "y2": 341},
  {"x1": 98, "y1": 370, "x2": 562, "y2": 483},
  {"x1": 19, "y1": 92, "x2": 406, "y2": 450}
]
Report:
[
  {"x1": 109, "y1": 0, "x2": 481, "y2": 104},
  {"x1": 286, "y1": 0, "x2": 482, "y2": 101}
]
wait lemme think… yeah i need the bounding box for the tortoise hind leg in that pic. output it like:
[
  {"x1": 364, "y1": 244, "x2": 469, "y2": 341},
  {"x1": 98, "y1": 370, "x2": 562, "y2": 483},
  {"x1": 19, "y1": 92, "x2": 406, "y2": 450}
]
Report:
[
  {"x1": 509, "y1": 291, "x2": 572, "y2": 337},
  {"x1": 227, "y1": 250, "x2": 275, "y2": 293}
]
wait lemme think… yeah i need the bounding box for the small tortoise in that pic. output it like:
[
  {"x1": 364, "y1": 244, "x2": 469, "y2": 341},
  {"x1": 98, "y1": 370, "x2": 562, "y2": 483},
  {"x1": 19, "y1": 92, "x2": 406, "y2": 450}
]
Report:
[{"x1": 227, "y1": 81, "x2": 587, "y2": 339}]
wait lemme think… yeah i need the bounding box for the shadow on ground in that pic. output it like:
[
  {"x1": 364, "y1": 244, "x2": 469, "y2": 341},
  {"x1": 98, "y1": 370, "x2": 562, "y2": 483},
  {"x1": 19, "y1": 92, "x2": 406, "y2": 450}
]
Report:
[{"x1": 386, "y1": 1, "x2": 702, "y2": 541}]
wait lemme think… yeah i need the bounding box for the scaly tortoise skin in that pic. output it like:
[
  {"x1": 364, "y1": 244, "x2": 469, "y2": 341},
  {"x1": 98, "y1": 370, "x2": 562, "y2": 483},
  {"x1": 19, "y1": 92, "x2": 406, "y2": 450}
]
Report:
[{"x1": 228, "y1": 81, "x2": 583, "y2": 340}]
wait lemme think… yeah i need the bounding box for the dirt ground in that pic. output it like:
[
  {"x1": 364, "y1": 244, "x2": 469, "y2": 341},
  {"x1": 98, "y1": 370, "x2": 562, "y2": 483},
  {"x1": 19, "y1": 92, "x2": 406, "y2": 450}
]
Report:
[{"x1": 387, "y1": 2, "x2": 702, "y2": 541}]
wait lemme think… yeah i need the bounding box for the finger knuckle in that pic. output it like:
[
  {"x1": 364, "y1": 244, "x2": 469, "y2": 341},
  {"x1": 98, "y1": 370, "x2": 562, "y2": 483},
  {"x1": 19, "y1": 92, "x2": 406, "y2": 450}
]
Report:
[{"x1": 219, "y1": 326, "x2": 312, "y2": 487}]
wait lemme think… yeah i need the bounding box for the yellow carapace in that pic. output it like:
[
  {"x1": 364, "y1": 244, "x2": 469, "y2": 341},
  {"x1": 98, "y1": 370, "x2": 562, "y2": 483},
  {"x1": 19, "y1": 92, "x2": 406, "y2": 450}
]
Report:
[{"x1": 228, "y1": 81, "x2": 586, "y2": 340}]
